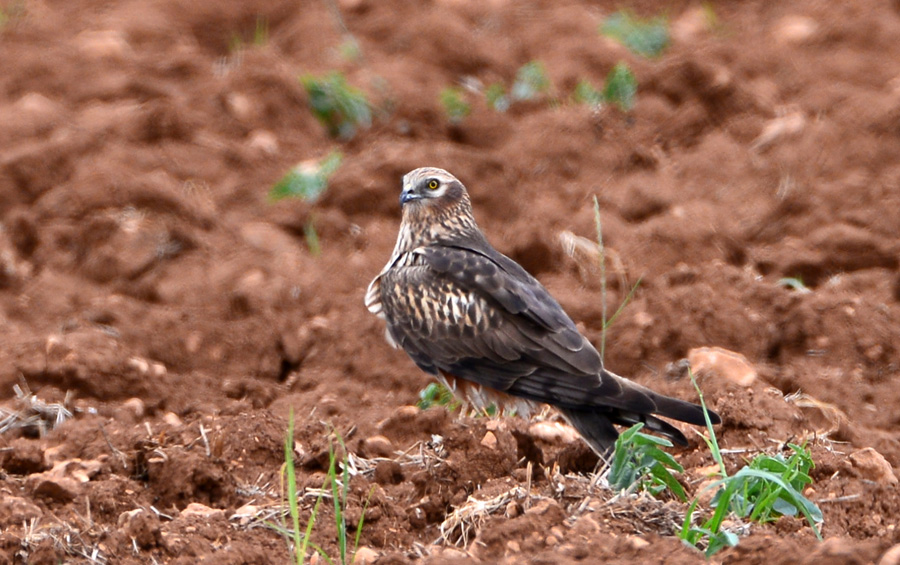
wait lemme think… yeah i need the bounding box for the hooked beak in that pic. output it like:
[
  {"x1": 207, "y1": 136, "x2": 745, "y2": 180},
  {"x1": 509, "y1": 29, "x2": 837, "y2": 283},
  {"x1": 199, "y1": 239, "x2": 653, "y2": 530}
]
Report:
[{"x1": 399, "y1": 188, "x2": 422, "y2": 205}]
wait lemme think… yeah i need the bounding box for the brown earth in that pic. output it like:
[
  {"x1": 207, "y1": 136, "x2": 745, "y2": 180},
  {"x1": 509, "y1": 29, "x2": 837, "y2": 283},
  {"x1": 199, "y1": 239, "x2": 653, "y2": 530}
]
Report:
[{"x1": 2, "y1": 0, "x2": 900, "y2": 563}]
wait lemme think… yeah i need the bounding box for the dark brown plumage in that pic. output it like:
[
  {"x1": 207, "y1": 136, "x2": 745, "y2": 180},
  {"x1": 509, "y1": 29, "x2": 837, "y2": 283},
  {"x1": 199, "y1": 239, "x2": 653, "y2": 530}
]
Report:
[{"x1": 366, "y1": 167, "x2": 720, "y2": 455}]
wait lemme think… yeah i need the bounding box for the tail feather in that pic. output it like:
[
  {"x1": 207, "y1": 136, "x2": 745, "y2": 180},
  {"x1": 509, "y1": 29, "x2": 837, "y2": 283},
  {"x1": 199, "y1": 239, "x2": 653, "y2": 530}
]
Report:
[{"x1": 559, "y1": 373, "x2": 721, "y2": 456}]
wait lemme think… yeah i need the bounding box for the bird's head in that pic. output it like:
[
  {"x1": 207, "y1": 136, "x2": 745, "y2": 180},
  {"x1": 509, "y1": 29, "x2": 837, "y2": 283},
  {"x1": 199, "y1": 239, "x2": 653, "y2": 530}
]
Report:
[{"x1": 399, "y1": 167, "x2": 469, "y2": 210}]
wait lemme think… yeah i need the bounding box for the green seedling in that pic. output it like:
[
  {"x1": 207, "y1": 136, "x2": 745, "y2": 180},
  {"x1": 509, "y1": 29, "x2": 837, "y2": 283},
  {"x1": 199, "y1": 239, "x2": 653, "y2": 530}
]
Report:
[
  {"x1": 603, "y1": 63, "x2": 638, "y2": 111},
  {"x1": 440, "y1": 87, "x2": 471, "y2": 124},
  {"x1": 269, "y1": 151, "x2": 343, "y2": 203},
  {"x1": 609, "y1": 423, "x2": 688, "y2": 501},
  {"x1": 511, "y1": 61, "x2": 550, "y2": 101},
  {"x1": 279, "y1": 414, "x2": 373, "y2": 564},
  {"x1": 601, "y1": 10, "x2": 670, "y2": 57},
  {"x1": 573, "y1": 79, "x2": 604, "y2": 107},
  {"x1": 417, "y1": 382, "x2": 460, "y2": 412},
  {"x1": 301, "y1": 72, "x2": 372, "y2": 139},
  {"x1": 486, "y1": 83, "x2": 510, "y2": 112},
  {"x1": 679, "y1": 372, "x2": 823, "y2": 557}
]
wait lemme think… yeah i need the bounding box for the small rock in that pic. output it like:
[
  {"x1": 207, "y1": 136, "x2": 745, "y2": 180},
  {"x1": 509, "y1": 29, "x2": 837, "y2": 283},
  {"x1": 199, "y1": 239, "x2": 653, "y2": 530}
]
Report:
[
  {"x1": 26, "y1": 458, "x2": 102, "y2": 502},
  {"x1": 362, "y1": 435, "x2": 394, "y2": 458},
  {"x1": 546, "y1": 535, "x2": 560, "y2": 546},
  {"x1": 849, "y1": 447, "x2": 898, "y2": 484},
  {"x1": 162, "y1": 412, "x2": 183, "y2": 427},
  {"x1": 480, "y1": 431, "x2": 498, "y2": 450},
  {"x1": 373, "y1": 460, "x2": 403, "y2": 485},
  {"x1": 430, "y1": 547, "x2": 468, "y2": 560},
  {"x1": 505, "y1": 500, "x2": 519, "y2": 518},
  {"x1": 571, "y1": 513, "x2": 600, "y2": 538},
  {"x1": 225, "y1": 92, "x2": 257, "y2": 122},
  {"x1": 528, "y1": 421, "x2": 581, "y2": 444},
  {"x1": 628, "y1": 536, "x2": 650, "y2": 550},
  {"x1": 0, "y1": 438, "x2": 46, "y2": 475},
  {"x1": 879, "y1": 544, "x2": 900, "y2": 565},
  {"x1": 506, "y1": 540, "x2": 521, "y2": 553},
  {"x1": 231, "y1": 504, "x2": 259, "y2": 526},
  {"x1": 118, "y1": 508, "x2": 161, "y2": 548},
  {"x1": 247, "y1": 130, "x2": 279, "y2": 155},
  {"x1": 352, "y1": 546, "x2": 378, "y2": 564},
  {"x1": 671, "y1": 7, "x2": 712, "y2": 43},
  {"x1": 76, "y1": 30, "x2": 132, "y2": 59},
  {"x1": 751, "y1": 112, "x2": 806, "y2": 151},
  {"x1": 688, "y1": 346, "x2": 757, "y2": 387},
  {"x1": 122, "y1": 397, "x2": 146, "y2": 419},
  {"x1": 180, "y1": 502, "x2": 225, "y2": 520},
  {"x1": 525, "y1": 498, "x2": 562, "y2": 517},
  {"x1": 0, "y1": 496, "x2": 42, "y2": 527},
  {"x1": 774, "y1": 15, "x2": 818, "y2": 45}
]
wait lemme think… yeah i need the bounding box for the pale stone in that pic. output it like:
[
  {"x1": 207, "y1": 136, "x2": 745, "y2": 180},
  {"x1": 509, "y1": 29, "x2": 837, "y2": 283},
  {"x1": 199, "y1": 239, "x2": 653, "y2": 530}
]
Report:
[
  {"x1": 247, "y1": 130, "x2": 279, "y2": 155},
  {"x1": 878, "y1": 543, "x2": 900, "y2": 565},
  {"x1": 688, "y1": 346, "x2": 757, "y2": 387},
  {"x1": 180, "y1": 502, "x2": 225, "y2": 520},
  {"x1": 76, "y1": 30, "x2": 132, "y2": 59},
  {"x1": 774, "y1": 15, "x2": 818, "y2": 45},
  {"x1": 351, "y1": 546, "x2": 378, "y2": 564},
  {"x1": 528, "y1": 421, "x2": 581, "y2": 444},
  {"x1": 629, "y1": 536, "x2": 650, "y2": 550},
  {"x1": 849, "y1": 447, "x2": 898, "y2": 485},
  {"x1": 480, "y1": 431, "x2": 498, "y2": 450},
  {"x1": 162, "y1": 412, "x2": 183, "y2": 427},
  {"x1": 362, "y1": 435, "x2": 394, "y2": 458}
]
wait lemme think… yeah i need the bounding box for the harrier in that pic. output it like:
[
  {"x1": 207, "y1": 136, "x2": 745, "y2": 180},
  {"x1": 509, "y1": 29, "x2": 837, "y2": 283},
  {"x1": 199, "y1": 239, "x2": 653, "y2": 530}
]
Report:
[{"x1": 366, "y1": 167, "x2": 720, "y2": 455}]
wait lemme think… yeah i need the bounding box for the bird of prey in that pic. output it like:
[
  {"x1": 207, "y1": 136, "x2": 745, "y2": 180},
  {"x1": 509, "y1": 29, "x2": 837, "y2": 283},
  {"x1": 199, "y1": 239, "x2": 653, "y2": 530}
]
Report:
[{"x1": 366, "y1": 167, "x2": 720, "y2": 455}]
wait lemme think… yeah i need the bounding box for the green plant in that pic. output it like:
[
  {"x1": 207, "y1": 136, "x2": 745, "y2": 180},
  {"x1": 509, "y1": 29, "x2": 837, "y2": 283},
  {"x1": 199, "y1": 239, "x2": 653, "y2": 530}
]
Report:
[
  {"x1": 269, "y1": 151, "x2": 343, "y2": 203},
  {"x1": 439, "y1": 87, "x2": 471, "y2": 124},
  {"x1": 573, "y1": 79, "x2": 604, "y2": 107},
  {"x1": 279, "y1": 415, "x2": 372, "y2": 564},
  {"x1": 282, "y1": 410, "x2": 324, "y2": 565},
  {"x1": 301, "y1": 72, "x2": 372, "y2": 139},
  {"x1": 593, "y1": 197, "x2": 642, "y2": 362},
  {"x1": 608, "y1": 423, "x2": 688, "y2": 501},
  {"x1": 304, "y1": 218, "x2": 321, "y2": 257},
  {"x1": 678, "y1": 372, "x2": 823, "y2": 557},
  {"x1": 485, "y1": 83, "x2": 510, "y2": 112},
  {"x1": 417, "y1": 382, "x2": 460, "y2": 411},
  {"x1": 600, "y1": 10, "x2": 670, "y2": 58},
  {"x1": 603, "y1": 63, "x2": 638, "y2": 111},
  {"x1": 511, "y1": 61, "x2": 550, "y2": 101}
]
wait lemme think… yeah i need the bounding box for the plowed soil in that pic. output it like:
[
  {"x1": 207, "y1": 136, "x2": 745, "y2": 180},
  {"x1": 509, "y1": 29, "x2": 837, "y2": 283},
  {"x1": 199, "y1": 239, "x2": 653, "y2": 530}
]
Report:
[{"x1": 2, "y1": 0, "x2": 900, "y2": 563}]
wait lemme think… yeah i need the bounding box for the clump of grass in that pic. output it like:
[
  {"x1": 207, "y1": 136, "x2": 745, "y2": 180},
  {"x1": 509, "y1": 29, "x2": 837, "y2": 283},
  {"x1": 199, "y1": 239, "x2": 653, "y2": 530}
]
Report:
[
  {"x1": 485, "y1": 83, "x2": 510, "y2": 112},
  {"x1": 280, "y1": 413, "x2": 372, "y2": 564},
  {"x1": 678, "y1": 372, "x2": 823, "y2": 557},
  {"x1": 417, "y1": 382, "x2": 460, "y2": 412},
  {"x1": 575, "y1": 67, "x2": 638, "y2": 112},
  {"x1": 511, "y1": 60, "x2": 551, "y2": 101},
  {"x1": 602, "y1": 63, "x2": 638, "y2": 111},
  {"x1": 573, "y1": 79, "x2": 604, "y2": 107},
  {"x1": 301, "y1": 72, "x2": 372, "y2": 139},
  {"x1": 282, "y1": 410, "x2": 323, "y2": 565},
  {"x1": 608, "y1": 423, "x2": 688, "y2": 501},
  {"x1": 601, "y1": 10, "x2": 670, "y2": 57},
  {"x1": 439, "y1": 87, "x2": 471, "y2": 124},
  {"x1": 269, "y1": 150, "x2": 343, "y2": 203}
]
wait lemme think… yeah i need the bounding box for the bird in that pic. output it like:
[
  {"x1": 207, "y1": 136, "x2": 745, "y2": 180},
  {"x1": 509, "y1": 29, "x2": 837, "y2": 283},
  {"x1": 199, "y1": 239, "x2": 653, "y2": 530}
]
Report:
[{"x1": 365, "y1": 167, "x2": 720, "y2": 456}]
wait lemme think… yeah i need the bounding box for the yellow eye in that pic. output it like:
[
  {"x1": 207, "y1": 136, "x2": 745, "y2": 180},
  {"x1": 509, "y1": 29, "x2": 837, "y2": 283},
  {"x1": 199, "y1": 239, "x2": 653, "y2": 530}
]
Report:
[{"x1": 426, "y1": 179, "x2": 439, "y2": 190}]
